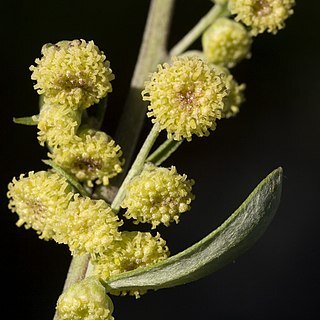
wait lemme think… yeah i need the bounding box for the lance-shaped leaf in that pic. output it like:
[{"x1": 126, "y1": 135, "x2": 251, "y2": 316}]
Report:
[
  {"x1": 13, "y1": 115, "x2": 39, "y2": 126},
  {"x1": 42, "y1": 159, "x2": 91, "y2": 197},
  {"x1": 103, "y1": 167, "x2": 283, "y2": 292}
]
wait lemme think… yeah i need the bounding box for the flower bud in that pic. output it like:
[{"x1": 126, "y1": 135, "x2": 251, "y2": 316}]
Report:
[
  {"x1": 92, "y1": 231, "x2": 169, "y2": 278},
  {"x1": 202, "y1": 18, "x2": 252, "y2": 68},
  {"x1": 49, "y1": 129, "x2": 123, "y2": 187},
  {"x1": 30, "y1": 39, "x2": 114, "y2": 109},
  {"x1": 53, "y1": 195, "x2": 122, "y2": 256},
  {"x1": 121, "y1": 164, "x2": 195, "y2": 228},
  {"x1": 228, "y1": 0, "x2": 295, "y2": 36},
  {"x1": 220, "y1": 67, "x2": 246, "y2": 118},
  {"x1": 92, "y1": 231, "x2": 169, "y2": 297},
  {"x1": 7, "y1": 171, "x2": 73, "y2": 240},
  {"x1": 37, "y1": 103, "x2": 82, "y2": 147},
  {"x1": 143, "y1": 56, "x2": 229, "y2": 141},
  {"x1": 56, "y1": 277, "x2": 114, "y2": 320}
]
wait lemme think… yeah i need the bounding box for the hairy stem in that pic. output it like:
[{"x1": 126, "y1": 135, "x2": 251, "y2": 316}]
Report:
[
  {"x1": 60, "y1": 255, "x2": 90, "y2": 292},
  {"x1": 111, "y1": 123, "x2": 160, "y2": 213},
  {"x1": 146, "y1": 139, "x2": 183, "y2": 166},
  {"x1": 169, "y1": 3, "x2": 228, "y2": 57}
]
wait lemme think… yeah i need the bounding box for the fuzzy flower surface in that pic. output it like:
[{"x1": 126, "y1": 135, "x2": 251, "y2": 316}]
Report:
[
  {"x1": 92, "y1": 231, "x2": 169, "y2": 296},
  {"x1": 7, "y1": 171, "x2": 73, "y2": 240},
  {"x1": 49, "y1": 129, "x2": 123, "y2": 187},
  {"x1": 56, "y1": 277, "x2": 114, "y2": 320},
  {"x1": 92, "y1": 231, "x2": 170, "y2": 278},
  {"x1": 202, "y1": 18, "x2": 252, "y2": 68},
  {"x1": 121, "y1": 164, "x2": 195, "y2": 228},
  {"x1": 219, "y1": 67, "x2": 246, "y2": 118},
  {"x1": 30, "y1": 39, "x2": 114, "y2": 109},
  {"x1": 143, "y1": 56, "x2": 228, "y2": 141},
  {"x1": 53, "y1": 195, "x2": 122, "y2": 256},
  {"x1": 37, "y1": 103, "x2": 82, "y2": 147},
  {"x1": 228, "y1": 0, "x2": 295, "y2": 36}
]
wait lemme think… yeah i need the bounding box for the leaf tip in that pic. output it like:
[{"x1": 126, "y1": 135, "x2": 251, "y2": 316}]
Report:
[{"x1": 272, "y1": 166, "x2": 283, "y2": 186}]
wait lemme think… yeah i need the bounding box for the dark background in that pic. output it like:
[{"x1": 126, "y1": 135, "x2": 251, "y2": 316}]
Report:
[{"x1": 1, "y1": 1, "x2": 319, "y2": 319}]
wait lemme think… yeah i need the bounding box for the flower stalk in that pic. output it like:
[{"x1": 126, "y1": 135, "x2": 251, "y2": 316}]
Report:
[
  {"x1": 111, "y1": 123, "x2": 160, "y2": 213},
  {"x1": 169, "y1": 3, "x2": 229, "y2": 57}
]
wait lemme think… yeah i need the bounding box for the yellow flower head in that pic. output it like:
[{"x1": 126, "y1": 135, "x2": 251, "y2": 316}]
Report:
[
  {"x1": 53, "y1": 195, "x2": 122, "y2": 256},
  {"x1": 7, "y1": 171, "x2": 73, "y2": 240},
  {"x1": 37, "y1": 103, "x2": 82, "y2": 147},
  {"x1": 143, "y1": 56, "x2": 229, "y2": 141},
  {"x1": 228, "y1": 0, "x2": 295, "y2": 36},
  {"x1": 92, "y1": 231, "x2": 169, "y2": 296},
  {"x1": 49, "y1": 129, "x2": 123, "y2": 187},
  {"x1": 121, "y1": 164, "x2": 195, "y2": 229},
  {"x1": 56, "y1": 277, "x2": 114, "y2": 320},
  {"x1": 30, "y1": 39, "x2": 115, "y2": 109},
  {"x1": 220, "y1": 67, "x2": 246, "y2": 118},
  {"x1": 202, "y1": 18, "x2": 252, "y2": 68}
]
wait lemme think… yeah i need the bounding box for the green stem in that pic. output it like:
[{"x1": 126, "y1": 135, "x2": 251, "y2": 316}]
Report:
[
  {"x1": 52, "y1": 255, "x2": 90, "y2": 320},
  {"x1": 169, "y1": 3, "x2": 228, "y2": 57},
  {"x1": 60, "y1": 255, "x2": 90, "y2": 291},
  {"x1": 146, "y1": 139, "x2": 183, "y2": 166},
  {"x1": 111, "y1": 123, "x2": 160, "y2": 213}
]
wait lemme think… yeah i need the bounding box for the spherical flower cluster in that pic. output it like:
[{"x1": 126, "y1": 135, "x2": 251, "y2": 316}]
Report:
[
  {"x1": 56, "y1": 277, "x2": 114, "y2": 320},
  {"x1": 53, "y1": 195, "x2": 122, "y2": 256},
  {"x1": 228, "y1": 0, "x2": 295, "y2": 36},
  {"x1": 92, "y1": 231, "x2": 169, "y2": 278},
  {"x1": 143, "y1": 56, "x2": 229, "y2": 141},
  {"x1": 121, "y1": 164, "x2": 195, "y2": 228},
  {"x1": 30, "y1": 39, "x2": 114, "y2": 109},
  {"x1": 202, "y1": 18, "x2": 252, "y2": 68},
  {"x1": 92, "y1": 231, "x2": 169, "y2": 295},
  {"x1": 7, "y1": 171, "x2": 73, "y2": 240},
  {"x1": 220, "y1": 67, "x2": 246, "y2": 118},
  {"x1": 49, "y1": 129, "x2": 123, "y2": 186},
  {"x1": 37, "y1": 103, "x2": 82, "y2": 147}
]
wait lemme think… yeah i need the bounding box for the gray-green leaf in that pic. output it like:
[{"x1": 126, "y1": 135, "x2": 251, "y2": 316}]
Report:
[
  {"x1": 13, "y1": 115, "x2": 39, "y2": 126},
  {"x1": 42, "y1": 159, "x2": 91, "y2": 197},
  {"x1": 103, "y1": 167, "x2": 282, "y2": 292}
]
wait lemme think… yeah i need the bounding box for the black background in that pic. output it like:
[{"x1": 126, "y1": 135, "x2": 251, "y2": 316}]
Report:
[{"x1": 1, "y1": 1, "x2": 319, "y2": 319}]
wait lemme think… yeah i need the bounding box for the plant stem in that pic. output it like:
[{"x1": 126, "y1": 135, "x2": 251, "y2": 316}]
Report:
[
  {"x1": 61, "y1": 255, "x2": 90, "y2": 291},
  {"x1": 111, "y1": 123, "x2": 160, "y2": 213},
  {"x1": 146, "y1": 139, "x2": 183, "y2": 166},
  {"x1": 53, "y1": 255, "x2": 90, "y2": 320},
  {"x1": 169, "y1": 3, "x2": 228, "y2": 57},
  {"x1": 52, "y1": 1, "x2": 175, "y2": 319}
]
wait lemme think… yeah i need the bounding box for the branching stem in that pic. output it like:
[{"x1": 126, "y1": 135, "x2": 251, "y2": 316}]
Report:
[
  {"x1": 169, "y1": 3, "x2": 228, "y2": 57},
  {"x1": 111, "y1": 123, "x2": 160, "y2": 213}
]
